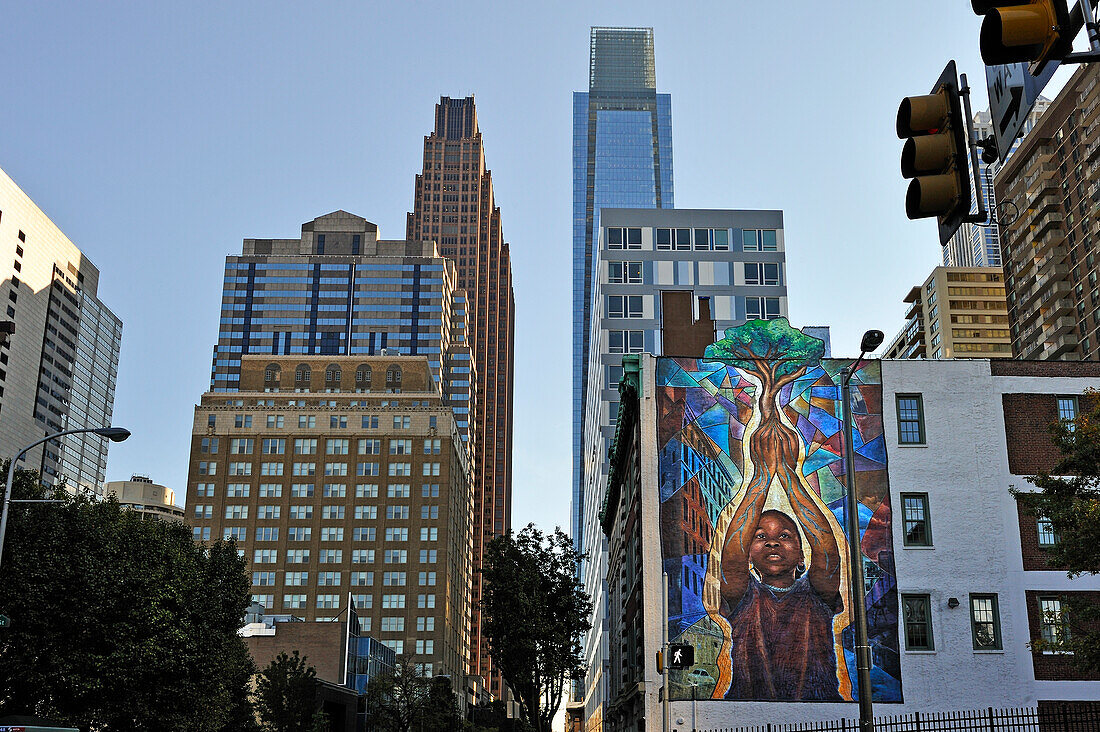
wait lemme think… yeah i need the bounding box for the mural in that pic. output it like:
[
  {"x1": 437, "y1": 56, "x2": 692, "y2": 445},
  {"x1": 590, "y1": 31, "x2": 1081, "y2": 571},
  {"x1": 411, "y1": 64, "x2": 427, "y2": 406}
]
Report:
[{"x1": 658, "y1": 318, "x2": 901, "y2": 703}]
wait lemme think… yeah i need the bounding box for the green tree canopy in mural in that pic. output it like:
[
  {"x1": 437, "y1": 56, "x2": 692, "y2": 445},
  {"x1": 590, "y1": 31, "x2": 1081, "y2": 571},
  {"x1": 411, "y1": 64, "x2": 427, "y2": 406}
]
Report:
[{"x1": 705, "y1": 317, "x2": 825, "y2": 379}]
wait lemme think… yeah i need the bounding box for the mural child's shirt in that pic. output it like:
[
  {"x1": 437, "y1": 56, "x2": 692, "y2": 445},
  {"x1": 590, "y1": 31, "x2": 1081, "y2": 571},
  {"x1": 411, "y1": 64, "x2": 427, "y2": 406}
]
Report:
[{"x1": 724, "y1": 574, "x2": 843, "y2": 701}]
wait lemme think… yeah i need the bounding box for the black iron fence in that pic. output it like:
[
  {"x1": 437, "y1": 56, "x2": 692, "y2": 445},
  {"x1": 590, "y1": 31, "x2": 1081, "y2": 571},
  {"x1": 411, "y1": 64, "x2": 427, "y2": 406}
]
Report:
[{"x1": 700, "y1": 705, "x2": 1100, "y2": 732}]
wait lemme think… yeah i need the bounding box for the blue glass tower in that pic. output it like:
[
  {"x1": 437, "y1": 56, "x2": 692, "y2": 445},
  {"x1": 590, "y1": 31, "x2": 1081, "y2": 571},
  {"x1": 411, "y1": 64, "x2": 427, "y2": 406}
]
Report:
[{"x1": 572, "y1": 27, "x2": 673, "y2": 558}]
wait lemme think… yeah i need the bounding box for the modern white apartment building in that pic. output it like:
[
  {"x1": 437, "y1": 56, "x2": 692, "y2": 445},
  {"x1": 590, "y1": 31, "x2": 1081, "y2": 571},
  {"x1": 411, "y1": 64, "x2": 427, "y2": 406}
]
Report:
[{"x1": 578, "y1": 207, "x2": 807, "y2": 728}]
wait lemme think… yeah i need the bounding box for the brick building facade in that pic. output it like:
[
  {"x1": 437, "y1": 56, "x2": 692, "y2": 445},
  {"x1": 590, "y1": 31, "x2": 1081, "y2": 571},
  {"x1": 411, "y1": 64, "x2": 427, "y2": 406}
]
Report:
[{"x1": 186, "y1": 354, "x2": 473, "y2": 684}]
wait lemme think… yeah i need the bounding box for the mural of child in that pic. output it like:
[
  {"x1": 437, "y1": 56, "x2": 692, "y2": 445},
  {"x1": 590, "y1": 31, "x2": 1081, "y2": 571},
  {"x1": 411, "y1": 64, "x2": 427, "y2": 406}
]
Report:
[{"x1": 719, "y1": 491, "x2": 844, "y2": 701}]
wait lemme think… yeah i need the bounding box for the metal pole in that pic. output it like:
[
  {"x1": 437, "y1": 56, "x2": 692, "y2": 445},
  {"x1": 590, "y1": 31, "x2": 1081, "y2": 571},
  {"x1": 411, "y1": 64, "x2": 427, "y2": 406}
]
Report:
[
  {"x1": 662, "y1": 571, "x2": 670, "y2": 732},
  {"x1": 0, "y1": 428, "x2": 112, "y2": 572},
  {"x1": 841, "y1": 363, "x2": 874, "y2": 732},
  {"x1": 958, "y1": 73, "x2": 988, "y2": 225},
  {"x1": 1080, "y1": 0, "x2": 1100, "y2": 51}
]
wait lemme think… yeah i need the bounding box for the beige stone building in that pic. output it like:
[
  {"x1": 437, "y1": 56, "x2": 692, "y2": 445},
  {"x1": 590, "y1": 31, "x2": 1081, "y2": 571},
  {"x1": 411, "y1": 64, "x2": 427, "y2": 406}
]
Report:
[
  {"x1": 104, "y1": 474, "x2": 184, "y2": 521},
  {"x1": 0, "y1": 166, "x2": 122, "y2": 492},
  {"x1": 884, "y1": 267, "x2": 1011, "y2": 360},
  {"x1": 186, "y1": 354, "x2": 472, "y2": 682}
]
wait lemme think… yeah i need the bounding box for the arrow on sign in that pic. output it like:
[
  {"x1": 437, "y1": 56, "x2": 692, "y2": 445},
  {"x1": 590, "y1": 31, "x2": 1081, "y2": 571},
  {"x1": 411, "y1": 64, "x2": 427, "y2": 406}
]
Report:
[{"x1": 999, "y1": 85, "x2": 1023, "y2": 136}]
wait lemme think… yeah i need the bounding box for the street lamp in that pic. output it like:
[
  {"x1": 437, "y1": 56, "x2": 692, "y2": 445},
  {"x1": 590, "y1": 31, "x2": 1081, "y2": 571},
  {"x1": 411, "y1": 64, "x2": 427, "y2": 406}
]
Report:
[
  {"x1": 0, "y1": 426, "x2": 131, "y2": 571},
  {"x1": 840, "y1": 330, "x2": 883, "y2": 732}
]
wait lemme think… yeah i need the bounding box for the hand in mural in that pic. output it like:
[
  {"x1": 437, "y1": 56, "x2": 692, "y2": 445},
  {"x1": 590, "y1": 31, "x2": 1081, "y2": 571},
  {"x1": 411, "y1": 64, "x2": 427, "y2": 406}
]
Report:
[{"x1": 711, "y1": 319, "x2": 844, "y2": 701}]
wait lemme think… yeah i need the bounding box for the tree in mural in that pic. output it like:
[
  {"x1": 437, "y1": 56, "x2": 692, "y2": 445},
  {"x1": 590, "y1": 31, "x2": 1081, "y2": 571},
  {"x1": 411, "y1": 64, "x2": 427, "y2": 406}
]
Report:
[{"x1": 707, "y1": 318, "x2": 845, "y2": 701}]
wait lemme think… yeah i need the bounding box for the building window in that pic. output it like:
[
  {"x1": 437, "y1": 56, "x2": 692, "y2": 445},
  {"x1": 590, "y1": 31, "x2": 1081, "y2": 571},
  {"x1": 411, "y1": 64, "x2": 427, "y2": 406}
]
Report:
[
  {"x1": 896, "y1": 394, "x2": 926, "y2": 445},
  {"x1": 745, "y1": 297, "x2": 780, "y2": 321},
  {"x1": 901, "y1": 594, "x2": 934, "y2": 650},
  {"x1": 744, "y1": 262, "x2": 781, "y2": 286},
  {"x1": 607, "y1": 295, "x2": 643, "y2": 319},
  {"x1": 901, "y1": 493, "x2": 932, "y2": 546},
  {"x1": 606, "y1": 227, "x2": 641, "y2": 250},
  {"x1": 606, "y1": 365, "x2": 624, "y2": 390},
  {"x1": 1037, "y1": 516, "x2": 1059, "y2": 547},
  {"x1": 970, "y1": 594, "x2": 1002, "y2": 650},
  {"x1": 1039, "y1": 597, "x2": 1070, "y2": 648},
  {"x1": 607, "y1": 330, "x2": 644, "y2": 354},
  {"x1": 608, "y1": 261, "x2": 642, "y2": 284},
  {"x1": 742, "y1": 229, "x2": 778, "y2": 252},
  {"x1": 1058, "y1": 396, "x2": 1079, "y2": 431}
]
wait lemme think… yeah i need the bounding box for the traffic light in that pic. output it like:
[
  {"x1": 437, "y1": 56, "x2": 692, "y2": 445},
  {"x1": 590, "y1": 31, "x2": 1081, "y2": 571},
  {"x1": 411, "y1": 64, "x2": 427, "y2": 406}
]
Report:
[
  {"x1": 973, "y1": 0, "x2": 1072, "y2": 66},
  {"x1": 897, "y1": 60, "x2": 972, "y2": 244}
]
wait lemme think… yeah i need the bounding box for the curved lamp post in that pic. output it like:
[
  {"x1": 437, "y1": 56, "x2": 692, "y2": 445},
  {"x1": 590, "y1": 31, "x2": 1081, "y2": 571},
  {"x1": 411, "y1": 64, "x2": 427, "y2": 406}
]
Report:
[
  {"x1": 0, "y1": 426, "x2": 131, "y2": 571},
  {"x1": 840, "y1": 330, "x2": 883, "y2": 732}
]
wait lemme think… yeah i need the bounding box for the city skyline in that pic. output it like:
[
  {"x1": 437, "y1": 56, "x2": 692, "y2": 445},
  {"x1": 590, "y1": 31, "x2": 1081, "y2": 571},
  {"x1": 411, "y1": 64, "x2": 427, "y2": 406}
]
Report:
[{"x1": 0, "y1": 3, "x2": 1079, "y2": 536}]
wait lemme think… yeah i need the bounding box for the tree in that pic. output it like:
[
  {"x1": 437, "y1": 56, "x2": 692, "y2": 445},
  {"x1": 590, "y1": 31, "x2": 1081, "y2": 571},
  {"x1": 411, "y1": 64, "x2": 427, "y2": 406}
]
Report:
[
  {"x1": 0, "y1": 467, "x2": 255, "y2": 731},
  {"x1": 480, "y1": 524, "x2": 591, "y2": 732},
  {"x1": 1019, "y1": 389, "x2": 1100, "y2": 670},
  {"x1": 254, "y1": 651, "x2": 327, "y2": 732},
  {"x1": 365, "y1": 657, "x2": 463, "y2": 731}
]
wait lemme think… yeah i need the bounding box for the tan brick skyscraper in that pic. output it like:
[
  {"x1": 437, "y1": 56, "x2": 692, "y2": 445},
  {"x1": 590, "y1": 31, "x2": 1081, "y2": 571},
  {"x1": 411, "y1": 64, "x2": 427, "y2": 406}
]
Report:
[{"x1": 407, "y1": 96, "x2": 514, "y2": 696}]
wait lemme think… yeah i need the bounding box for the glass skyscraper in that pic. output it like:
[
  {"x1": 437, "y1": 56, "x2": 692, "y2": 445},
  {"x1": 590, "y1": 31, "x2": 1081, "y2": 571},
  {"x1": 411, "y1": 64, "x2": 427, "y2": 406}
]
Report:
[
  {"x1": 570, "y1": 27, "x2": 673, "y2": 728},
  {"x1": 572, "y1": 27, "x2": 673, "y2": 559}
]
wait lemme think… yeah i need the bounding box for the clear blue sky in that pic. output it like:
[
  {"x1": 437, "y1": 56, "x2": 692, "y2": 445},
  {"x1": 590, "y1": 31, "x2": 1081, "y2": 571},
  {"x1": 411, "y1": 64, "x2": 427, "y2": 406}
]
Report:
[{"x1": 0, "y1": 2, "x2": 1074, "y2": 533}]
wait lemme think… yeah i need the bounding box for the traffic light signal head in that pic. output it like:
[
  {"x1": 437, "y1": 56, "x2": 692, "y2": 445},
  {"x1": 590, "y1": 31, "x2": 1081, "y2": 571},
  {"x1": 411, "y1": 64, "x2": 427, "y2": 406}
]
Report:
[
  {"x1": 896, "y1": 61, "x2": 972, "y2": 243},
  {"x1": 972, "y1": 0, "x2": 1071, "y2": 66}
]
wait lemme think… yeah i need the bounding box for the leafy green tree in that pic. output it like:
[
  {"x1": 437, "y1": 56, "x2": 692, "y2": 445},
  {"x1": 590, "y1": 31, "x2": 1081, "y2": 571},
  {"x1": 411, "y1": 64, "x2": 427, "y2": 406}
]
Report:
[
  {"x1": 1019, "y1": 390, "x2": 1100, "y2": 670},
  {"x1": 0, "y1": 467, "x2": 255, "y2": 731},
  {"x1": 480, "y1": 524, "x2": 591, "y2": 732},
  {"x1": 254, "y1": 650, "x2": 327, "y2": 732}
]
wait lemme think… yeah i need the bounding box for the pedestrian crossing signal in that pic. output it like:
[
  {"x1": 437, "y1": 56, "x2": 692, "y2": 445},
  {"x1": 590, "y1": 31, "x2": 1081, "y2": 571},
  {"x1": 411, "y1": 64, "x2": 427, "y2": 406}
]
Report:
[{"x1": 669, "y1": 643, "x2": 694, "y2": 669}]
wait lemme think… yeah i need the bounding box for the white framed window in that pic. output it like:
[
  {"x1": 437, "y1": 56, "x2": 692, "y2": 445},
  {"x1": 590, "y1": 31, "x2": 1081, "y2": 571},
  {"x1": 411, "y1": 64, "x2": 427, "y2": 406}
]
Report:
[
  {"x1": 225, "y1": 505, "x2": 248, "y2": 520},
  {"x1": 382, "y1": 594, "x2": 406, "y2": 609},
  {"x1": 607, "y1": 295, "x2": 643, "y2": 319},
  {"x1": 283, "y1": 594, "x2": 307, "y2": 609},
  {"x1": 745, "y1": 296, "x2": 781, "y2": 320},
  {"x1": 384, "y1": 528, "x2": 409, "y2": 542},
  {"x1": 608, "y1": 261, "x2": 643, "y2": 284},
  {"x1": 744, "y1": 262, "x2": 781, "y2": 286},
  {"x1": 288, "y1": 527, "x2": 311, "y2": 541},
  {"x1": 292, "y1": 462, "x2": 316, "y2": 476},
  {"x1": 285, "y1": 571, "x2": 308, "y2": 586}
]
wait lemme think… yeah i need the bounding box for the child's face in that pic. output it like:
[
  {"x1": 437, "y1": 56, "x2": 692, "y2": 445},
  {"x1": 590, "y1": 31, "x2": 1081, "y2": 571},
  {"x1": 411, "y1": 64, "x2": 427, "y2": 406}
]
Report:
[{"x1": 748, "y1": 513, "x2": 802, "y2": 586}]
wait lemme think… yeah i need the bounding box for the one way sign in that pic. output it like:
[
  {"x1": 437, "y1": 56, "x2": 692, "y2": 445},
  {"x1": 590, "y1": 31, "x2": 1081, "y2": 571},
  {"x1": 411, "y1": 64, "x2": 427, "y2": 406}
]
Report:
[{"x1": 986, "y1": 60, "x2": 1057, "y2": 163}]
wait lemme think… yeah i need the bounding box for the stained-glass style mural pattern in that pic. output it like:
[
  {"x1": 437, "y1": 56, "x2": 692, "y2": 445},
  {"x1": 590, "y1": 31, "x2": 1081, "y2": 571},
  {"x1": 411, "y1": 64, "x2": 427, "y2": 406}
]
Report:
[{"x1": 657, "y1": 319, "x2": 902, "y2": 703}]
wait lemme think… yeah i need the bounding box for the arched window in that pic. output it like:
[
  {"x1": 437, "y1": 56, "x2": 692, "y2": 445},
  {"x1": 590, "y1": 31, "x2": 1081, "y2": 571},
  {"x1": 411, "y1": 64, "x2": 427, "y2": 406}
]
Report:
[
  {"x1": 325, "y1": 364, "x2": 341, "y2": 382},
  {"x1": 355, "y1": 365, "x2": 372, "y2": 387},
  {"x1": 264, "y1": 364, "x2": 281, "y2": 382},
  {"x1": 295, "y1": 364, "x2": 311, "y2": 383},
  {"x1": 385, "y1": 365, "x2": 402, "y2": 388}
]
